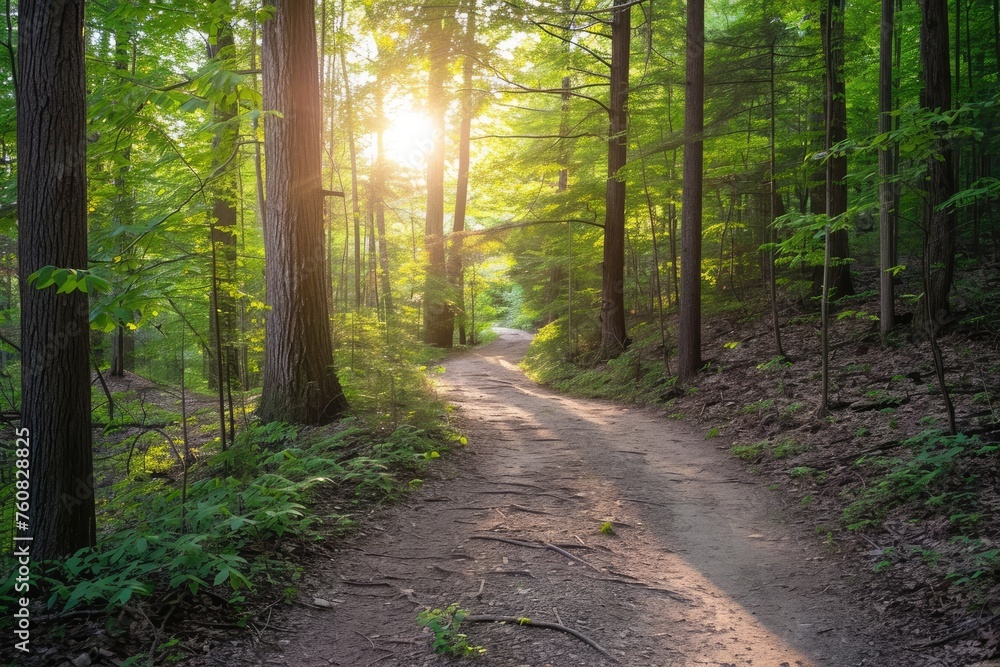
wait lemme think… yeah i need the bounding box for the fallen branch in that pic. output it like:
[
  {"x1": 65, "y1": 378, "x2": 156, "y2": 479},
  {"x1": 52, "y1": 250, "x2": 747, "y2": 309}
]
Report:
[
  {"x1": 509, "y1": 504, "x2": 555, "y2": 516},
  {"x1": 579, "y1": 575, "x2": 691, "y2": 603},
  {"x1": 464, "y1": 614, "x2": 614, "y2": 660},
  {"x1": 469, "y1": 535, "x2": 600, "y2": 571},
  {"x1": 912, "y1": 614, "x2": 1000, "y2": 649}
]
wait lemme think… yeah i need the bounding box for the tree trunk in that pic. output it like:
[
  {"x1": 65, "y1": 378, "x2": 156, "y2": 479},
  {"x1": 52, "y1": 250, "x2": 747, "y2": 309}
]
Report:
[
  {"x1": 812, "y1": 0, "x2": 854, "y2": 300},
  {"x1": 879, "y1": 0, "x2": 897, "y2": 338},
  {"x1": 207, "y1": 21, "x2": 241, "y2": 394},
  {"x1": 19, "y1": 0, "x2": 96, "y2": 559},
  {"x1": 599, "y1": 0, "x2": 630, "y2": 358},
  {"x1": 339, "y1": 45, "x2": 362, "y2": 310},
  {"x1": 768, "y1": 43, "x2": 785, "y2": 359},
  {"x1": 374, "y1": 91, "x2": 393, "y2": 319},
  {"x1": 110, "y1": 30, "x2": 134, "y2": 378},
  {"x1": 423, "y1": 4, "x2": 453, "y2": 348},
  {"x1": 916, "y1": 0, "x2": 956, "y2": 333},
  {"x1": 259, "y1": 0, "x2": 348, "y2": 425},
  {"x1": 450, "y1": 1, "x2": 476, "y2": 346},
  {"x1": 678, "y1": 0, "x2": 704, "y2": 380}
]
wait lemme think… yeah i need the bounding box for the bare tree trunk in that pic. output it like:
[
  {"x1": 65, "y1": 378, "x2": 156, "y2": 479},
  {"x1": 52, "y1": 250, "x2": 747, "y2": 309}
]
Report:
[
  {"x1": 450, "y1": 1, "x2": 477, "y2": 346},
  {"x1": 340, "y1": 45, "x2": 362, "y2": 310},
  {"x1": 917, "y1": 0, "x2": 956, "y2": 332},
  {"x1": 423, "y1": 4, "x2": 454, "y2": 348},
  {"x1": 599, "y1": 0, "x2": 630, "y2": 358},
  {"x1": 19, "y1": 0, "x2": 96, "y2": 559},
  {"x1": 259, "y1": 0, "x2": 348, "y2": 424},
  {"x1": 678, "y1": 0, "x2": 704, "y2": 380},
  {"x1": 879, "y1": 0, "x2": 897, "y2": 339},
  {"x1": 374, "y1": 90, "x2": 393, "y2": 319},
  {"x1": 768, "y1": 42, "x2": 785, "y2": 359},
  {"x1": 812, "y1": 0, "x2": 854, "y2": 300}
]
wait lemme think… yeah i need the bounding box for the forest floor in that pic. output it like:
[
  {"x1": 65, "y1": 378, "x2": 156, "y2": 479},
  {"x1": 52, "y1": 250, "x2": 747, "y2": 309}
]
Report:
[{"x1": 195, "y1": 327, "x2": 930, "y2": 667}]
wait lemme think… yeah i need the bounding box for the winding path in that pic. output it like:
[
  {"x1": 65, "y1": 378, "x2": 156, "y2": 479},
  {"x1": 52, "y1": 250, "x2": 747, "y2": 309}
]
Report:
[{"x1": 251, "y1": 328, "x2": 894, "y2": 666}]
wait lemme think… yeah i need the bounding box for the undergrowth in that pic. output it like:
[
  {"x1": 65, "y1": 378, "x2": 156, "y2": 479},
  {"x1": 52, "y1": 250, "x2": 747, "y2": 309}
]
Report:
[
  {"x1": 0, "y1": 418, "x2": 455, "y2": 622},
  {"x1": 0, "y1": 312, "x2": 462, "y2": 663}
]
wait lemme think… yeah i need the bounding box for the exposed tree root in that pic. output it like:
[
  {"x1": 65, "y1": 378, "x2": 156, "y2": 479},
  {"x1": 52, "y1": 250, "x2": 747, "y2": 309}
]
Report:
[
  {"x1": 464, "y1": 614, "x2": 615, "y2": 660},
  {"x1": 469, "y1": 534, "x2": 600, "y2": 570}
]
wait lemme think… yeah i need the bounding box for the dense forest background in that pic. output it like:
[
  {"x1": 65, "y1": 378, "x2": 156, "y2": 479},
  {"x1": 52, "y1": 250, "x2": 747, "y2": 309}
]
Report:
[{"x1": 0, "y1": 0, "x2": 999, "y2": 663}]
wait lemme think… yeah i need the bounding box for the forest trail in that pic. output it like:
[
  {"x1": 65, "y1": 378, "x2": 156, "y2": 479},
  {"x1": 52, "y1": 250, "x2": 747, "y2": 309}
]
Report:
[{"x1": 244, "y1": 328, "x2": 900, "y2": 667}]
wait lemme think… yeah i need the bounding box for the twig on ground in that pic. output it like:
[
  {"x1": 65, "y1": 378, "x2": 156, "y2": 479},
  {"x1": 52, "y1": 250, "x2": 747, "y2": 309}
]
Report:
[
  {"x1": 464, "y1": 614, "x2": 615, "y2": 660},
  {"x1": 510, "y1": 504, "x2": 555, "y2": 515},
  {"x1": 579, "y1": 574, "x2": 691, "y2": 603},
  {"x1": 912, "y1": 614, "x2": 1000, "y2": 649},
  {"x1": 354, "y1": 630, "x2": 376, "y2": 649},
  {"x1": 339, "y1": 579, "x2": 394, "y2": 587},
  {"x1": 469, "y1": 535, "x2": 600, "y2": 571}
]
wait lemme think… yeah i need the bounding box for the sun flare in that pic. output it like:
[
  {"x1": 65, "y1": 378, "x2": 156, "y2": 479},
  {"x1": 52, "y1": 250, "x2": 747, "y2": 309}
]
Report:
[{"x1": 376, "y1": 108, "x2": 439, "y2": 169}]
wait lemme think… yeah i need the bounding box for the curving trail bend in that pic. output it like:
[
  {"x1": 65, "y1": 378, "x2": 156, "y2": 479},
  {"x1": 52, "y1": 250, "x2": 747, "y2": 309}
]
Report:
[{"x1": 243, "y1": 328, "x2": 896, "y2": 667}]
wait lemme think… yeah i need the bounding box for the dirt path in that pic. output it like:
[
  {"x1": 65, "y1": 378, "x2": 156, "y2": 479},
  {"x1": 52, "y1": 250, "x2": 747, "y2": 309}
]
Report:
[{"x1": 244, "y1": 329, "x2": 903, "y2": 667}]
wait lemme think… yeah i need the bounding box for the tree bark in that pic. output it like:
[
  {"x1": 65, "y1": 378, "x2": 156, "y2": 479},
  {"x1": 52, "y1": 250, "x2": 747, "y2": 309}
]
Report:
[
  {"x1": 599, "y1": 0, "x2": 630, "y2": 358},
  {"x1": 19, "y1": 0, "x2": 96, "y2": 559},
  {"x1": 207, "y1": 21, "x2": 241, "y2": 395},
  {"x1": 423, "y1": 4, "x2": 453, "y2": 348},
  {"x1": 259, "y1": 0, "x2": 348, "y2": 424},
  {"x1": 916, "y1": 0, "x2": 956, "y2": 333},
  {"x1": 450, "y1": 1, "x2": 477, "y2": 346},
  {"x1": 678, "y1": 0, "x2": 704, "y2": 380},
  {"x1": 812, "y1": 0, "x2": 854, "y2": 300},
  {"x1": 879, "y1": 0, "x2": 897, "y2": 338}
]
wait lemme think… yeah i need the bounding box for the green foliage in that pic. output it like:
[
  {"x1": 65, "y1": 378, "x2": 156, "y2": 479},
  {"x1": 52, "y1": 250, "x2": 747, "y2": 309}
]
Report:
[
  {"x1": 417, "y1": 604, "x2": 486, "y2": 657},
  {"x1": 842, "y1": 431, "x2": 983, "y2": 531},
  {"x1": 0, "y1": 416, "x2": 455, "y2": 621},
  {"x1": 730, "y1": 437, "x2": 804, "y2": 463}
]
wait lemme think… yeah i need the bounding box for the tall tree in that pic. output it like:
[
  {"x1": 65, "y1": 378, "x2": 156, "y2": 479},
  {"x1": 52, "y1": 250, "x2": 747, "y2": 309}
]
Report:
[
  {"x1": 19, "y1": 0, "x2": 96, "y2": 559},
  {"x1": 917, "y1": 0, "x2": 955, "y2": 332},
  {"x1": 878, "y1": 0, "x2": 897, "y2": 338},
  {"x1": 599, "y1": 0, "x2": 631, "y2": 357},
  {"x1": 678, "y1": 0, "x2": 704, "y2": 380},
  {"x1": 450, "y1": 0, "x2": 477, "y2": 346},
  {"x1": 812, "y1": 0, "x2": 854, "y2": 299},
  {"x1": 423, "y1": 2, "x2": 454, "y2": 348},
  {"x1": 258, "y1": 0, "x2": 348, "y2": 424}
]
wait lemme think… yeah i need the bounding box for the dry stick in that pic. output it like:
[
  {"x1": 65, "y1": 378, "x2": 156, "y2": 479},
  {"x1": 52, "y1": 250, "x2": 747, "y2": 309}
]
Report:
[
  {"x1": 581, "y1": 575, "x2": 691, "y2": 603},
  {"x1": 912, "y1": 614, "x2": 1000, "y2": 649},
  {"x1": 339, "y1": 580, "x2": 395, "y2": 587},
  {"x1": 509, "y1": 504, "x2": 554, "y2": 515},
  {"x1": 469, "y1": 535, "x2": 600, "y2": 571},
  {"x1": 354, "y1": 630, "x2": 377, "y2": 649},
  {"x1": 463, "y1": 615, "x2": 614, "y2": 660}
]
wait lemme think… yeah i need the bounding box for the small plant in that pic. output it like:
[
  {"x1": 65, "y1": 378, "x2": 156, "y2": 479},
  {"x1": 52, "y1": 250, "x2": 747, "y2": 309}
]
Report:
[
  {"x1": 779, "y1": 402, "x2": 804, "y2": 421},
  {"x1": 730, "y1": 441, "x2": 766, "y2": 462},
  {"x1": 599, "y1": 521, "x2": 616, "y2": 536},
  {"x1": 872, "y1": 547, "x2": 896, "y2": 573},
  {"x1": 756, "y1": 356, "x2": 792, "y2": 372},
  {"x1": 789, "y1": 466, "x2": 826, "y2": 482},
  {"x1": 740, "y1": 398, "x2": 774, "y2": 415},
  {"x1": 772, "y1": 438, "x2": 805, "y2": 460},
  {"x1": 417, "y1": 604, "x2": 486, "y2": 657},
  {"x1": 705, "y1": 426, "x2": 720, "y2": 439}
]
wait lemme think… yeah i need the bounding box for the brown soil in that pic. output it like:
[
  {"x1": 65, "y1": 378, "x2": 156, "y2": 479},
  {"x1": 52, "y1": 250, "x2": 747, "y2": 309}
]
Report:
[{"x1": 213, "y1": 328, "x2": 905, "y2": 667}]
